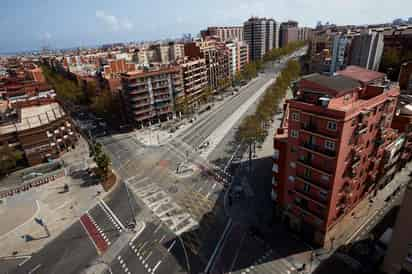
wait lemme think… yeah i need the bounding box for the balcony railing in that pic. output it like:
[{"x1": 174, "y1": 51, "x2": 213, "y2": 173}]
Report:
[
  {"x1": 300, "y1": 122, "x2": 338, "y2": 139},
  {"x1": 294, "y1": 188, "x2": 328, "y2": 208},
  {"x1": 295, "y1": 175, "x2": 329, "y2": 191},
  {"x1": 298, "y1": 157, "x2": 333, "y2": 175},
  {"x1": 294, "y1": 202, "x2": 325, "y2": 222},
  {"x1": 300, "y1": 142, "x2": 336, "y2": 158}
]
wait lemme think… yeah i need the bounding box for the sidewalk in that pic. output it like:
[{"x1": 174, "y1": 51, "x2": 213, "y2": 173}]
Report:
[{"x1": 325, "y1": 161, "x2": 412, "y2": 250}]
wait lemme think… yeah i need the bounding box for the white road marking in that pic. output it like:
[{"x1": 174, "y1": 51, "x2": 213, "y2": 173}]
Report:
[
  {"x1": 159, "y1": 235, "x2": 166, "y2": 243},
  {"x1": 98, "y1": 199, "x2": 126, "y2": 230},
  {"x1": 144, "y1": 251, "x2": 153, "y2": 262},
  {"x1": 28, "y1": 264, "x2": 41, "y2": 274},
  {"x1": 152, "y1": 260, "x2": 162, "y2": 273},
  {"x1": 167, "y1": 240, "x2": 176, "y2": 252},
  {"x1": 153, "y1": 223, "x2": 162, "y2": 234},
  {"x1": 18, "y1": 256, "x2": 32, "y2": 267},
  {"x1": 133, "y1": 183, "x2": 199, "y2": 235},
  {"x1": 131, "y1": 222, "x2": 146, "y2": 242}
]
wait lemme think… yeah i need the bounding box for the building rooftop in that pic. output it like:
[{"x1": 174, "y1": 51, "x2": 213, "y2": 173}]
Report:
[
  {"x1": 337, "y1": 65, "x2": 385, "y2": 84},
  {"x1": 0, "y1": 102, "x2": 65, "y2": 135},
  {"x1": 301, "y1": 73, "x2": 361, "y2": 96}
]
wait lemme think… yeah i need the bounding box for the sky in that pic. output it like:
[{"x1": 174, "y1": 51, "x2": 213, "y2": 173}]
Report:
[{"x1": 1, "y1": 0, "x2": 411, "y2": 53}]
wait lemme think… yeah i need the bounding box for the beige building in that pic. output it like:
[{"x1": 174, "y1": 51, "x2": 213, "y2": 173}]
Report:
[
  {"x1": 180, "y1": 58, "x2": 208, "y2": 105},
  {"x1": 382, "y1": 182, "x2": 412, "y2": 274}
]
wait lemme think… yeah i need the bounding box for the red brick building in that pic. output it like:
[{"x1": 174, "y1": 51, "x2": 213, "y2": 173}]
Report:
[
  {"x1": 272, "y1": 66, "x2": 400, "y2": 245},
  {"x1": 0, "y1": 99, "x2": 77, "y2": 166}
]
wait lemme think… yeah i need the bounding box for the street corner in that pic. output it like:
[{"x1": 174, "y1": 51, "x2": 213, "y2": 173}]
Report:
[{"x1": 0, "y1": 199, "x2": 39, "y2": 240}]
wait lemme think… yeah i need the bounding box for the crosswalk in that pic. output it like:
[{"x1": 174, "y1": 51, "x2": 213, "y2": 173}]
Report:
[{"x1": 233, "y1": 248, "x2": 297, "y2": 274}]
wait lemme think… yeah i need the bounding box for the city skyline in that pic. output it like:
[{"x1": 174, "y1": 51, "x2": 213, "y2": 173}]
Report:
[{"x1": 1, "y1": 0, "x2": 411, "y2": 53}]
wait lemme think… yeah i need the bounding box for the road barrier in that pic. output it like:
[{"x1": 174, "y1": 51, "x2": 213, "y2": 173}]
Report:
[{"x1": 0, "y1": 169, "x2": 65, "y2": 199}]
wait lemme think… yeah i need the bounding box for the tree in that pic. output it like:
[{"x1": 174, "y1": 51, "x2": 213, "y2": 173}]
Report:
[
  {"x1": 0, "y1": 145, "x2": 23, "y2": 175},
  {"x1": 175, "y1": 95, "x2": 190, "y2": 117},
  {"x1": 234, "y1": 71, "x2": 243, "y2": 86},
  {"x1": 92, "y1": 142, "x2": 111, "y2": 179},
  {"x1": 95, "y1": 152, "x2": 111, "y2": 179},
  {"x1": 200, "y1": 86, "x2": 213, "y2": 104}
]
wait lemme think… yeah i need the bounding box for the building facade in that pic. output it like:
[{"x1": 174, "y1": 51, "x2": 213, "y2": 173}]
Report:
[
  {"x1": 329, "y1": 34, "x2": 349, "y2": 74},
  {"x1": 298, "y1": 27, "x2": 313, "y2": 41},
  {"x1": 201, "y1": 26, "x2": 244, "y2": 42},
  {"x1": 184, "y1": 39, "x2": 230, "y2": 91},
  {"x1": 348, "y1": 30, "x2": 384, "y2": 71},
  {"x1": 382, "y1": 182, "x2": 412, "y2": 274},
  {"x1": 120, "y1": 67, "x2": 183, "y2": 127},
  {"x1": 272, "y1": 66, "x2": 399, "y2": 246},
  {"x1": 180, "y1": 58, "x2": 208, "y2": 105},
  {"x1": 244, "y1": 17, "x2": 279, "y2": 61},
  {"x1": 399, "y1": 62, "x2": 412, "y2": 92},
  {"x1": 0, "y1": 100, "x2": 77, "y2": 166},
  {"x1": 280, "y1": 21, "x2": 299, "y2": 47},
  {"x1": 225, "y1": 41, "x2": 250, "y2": 76}
]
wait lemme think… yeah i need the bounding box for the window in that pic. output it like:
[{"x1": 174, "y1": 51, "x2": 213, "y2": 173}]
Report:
[
  {"x1": 290, "y1": 162, "x2": 296, "y2": 168},
  {"x1": 295, "y1": 197, "x2": 302, "y2": 205},
  {"x1": 291, "y1": 129, "x2": 299, "y2": 138},
  {"x1": 319, "y1": 190, "x2": 328, "y2": 200},
  {"x1": 291, "y1": 146, "x2": 297, "y2": 153},
  {"x1": 304, "y1": 168, "x2": 311, "y2": 178},
  {"x1": 324, "y1": 140, "x2": 336, "y2": 151},
  {"x1": 327, "y1": 121, "x2": 337, "y2": 131},
  {"x1": 321, "y1": 175, "x2": 329, "y2": 182},
  {"x1": 288, "y1": 176, "x2": 295, "y2": 182},
  {"x1": 291, "y1": 112, "x2": 300, "y2": 121},
  {"x1": 303, "y1": 183, "x2": 310, "y2": 192}
]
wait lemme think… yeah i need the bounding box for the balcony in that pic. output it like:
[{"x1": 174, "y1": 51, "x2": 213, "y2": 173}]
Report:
[
  {"x1": 338, "y1": 183, "x2": 352, "y2": 196},
  {"x1": 127, "y1": 81, "x2": 146, "y2": 88},
  {"x1": 354, "y1": 124, "x2": 368, "y2": 135},
  {"x1": 294, "y1": 188, "x2": 327, "y2": 208},
  {"x1": 294, "y1": 203, "x2": 325, "y2": 222},
  {"x1": 129, "y1": 89, "x2": 148, "y2": 96},
  {"x1": 298, "y1": 156, "x2": 333, "y2": 175},
  {"x1": 273, "y1": 149, "x2": 279, "y2": 160},
  {"x1": 295, "y1": 175, "x2": 329, "y2": 191},
  {"x1": 272, "y1": 177, "x2": 278, "y2": 187},
  {"x1": 301, "y1": 122, "x2": 338, "y2": 139},
  {"x1": 300, "y1": 141, "x2": 336, "y2": 158}
]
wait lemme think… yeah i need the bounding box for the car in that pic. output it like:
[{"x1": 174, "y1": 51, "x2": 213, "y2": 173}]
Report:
[{"x1": 198, "y1": 141, "x2": 210, "y2": 150}]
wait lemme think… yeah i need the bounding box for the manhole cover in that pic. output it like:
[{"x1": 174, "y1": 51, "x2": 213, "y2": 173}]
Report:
[{"x1": 168, "y1": 186, "x2": 178, "y2": 193}]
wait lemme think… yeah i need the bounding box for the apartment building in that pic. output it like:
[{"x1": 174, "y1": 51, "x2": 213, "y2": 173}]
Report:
[
  {"x1": 382, "y1": 182, "x2": 412, "y2": 274},
  {"x1": 226, "y1": 41, "x2": 250, "y2": 76},
  {"x1": 184, "y1": 39, "x2": 230, "y2": 91},
  {"x1": 272, "y1": 66, "x2": 400, "y2": 246},
  {"x1": 244, "y1": 17, "x2": 279, "y2": 61},
  {"x1": 179, "y1": 58, "x2": 208, "y2": 105},
  {"x1": 120, "y1": 66, "x2": 183, "y2": 128},
  {"x1": 348, "y1": 30, "x2": 384, "y2": 71},
  {"x1": 298, "y1": 27, "x2": 313, "y2": 41},
  {"x1": 280, "y1": 21, "x2": 299, "y2": 47},
  {"x1": 168, "y1": 42, "x2": 185, "y2": 62},
  {"x1": 201, "y1": 26, "x2": 244, "y2": 41},
  {"x1": 237, "y1": 41, "x2": 250, "y2": 72},
  {"x1": 392, "y1": 94, "x2": 412, "y2": 165}
]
